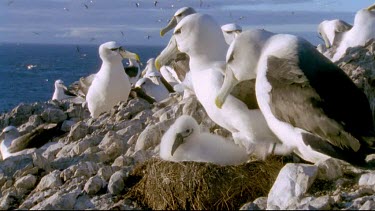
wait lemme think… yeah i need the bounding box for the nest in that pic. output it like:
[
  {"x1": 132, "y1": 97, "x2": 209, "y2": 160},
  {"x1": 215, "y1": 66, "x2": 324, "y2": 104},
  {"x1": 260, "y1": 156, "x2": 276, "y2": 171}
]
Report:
[{"x1": 125, "y1": 156, "x2": 285, "y2": 210}]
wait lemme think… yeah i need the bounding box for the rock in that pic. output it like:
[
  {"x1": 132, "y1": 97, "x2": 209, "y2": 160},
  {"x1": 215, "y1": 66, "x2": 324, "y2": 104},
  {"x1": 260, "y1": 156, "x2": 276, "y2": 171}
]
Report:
[
  {"x1": 42, "y1": 142, "x2": 64, "y2": 161},
  {"x1": 61, "y1": 120, "x2": 76, "y2": 132},
  {"x1": 36, "y1": 170, "x2": 63, "y2": 191},
  {"x1": 84, "y1": 176, "x2": 103, "y2": 195},
  {"x1": 267, "y1": 163, "x2": 318, "y2": 210},
  {"x1": 74, "y1": 194, "x2": 95, "y2": 209},
  {"x1": 67, "y1": 121, "x2": 89, "y2": 142},
  {"x1": 112, "y1": 155, "x2": 134, "y2": 168},
  {"x1": 360, "y1": 200, "x2": 375, "y2": 210},
  {"x1": 240, "y1": 197, "x2": 267, "y2": 210},
  {"x1": 359, "y1": 172, "x2": 375, "y2": 186},
  {"x1": 0, "y1": 154, "x2": 33, "y2": 177},
  {"x1": 134, "y1": 119, "x2": 174, "y2": 152},
  {"x1": 315, "y1": 158, "x2": 344, "y2": 180},
  {"x1": 97, "y1": 166, "x2": 116, "y2": 182},
  {"x1": 14, "y1": 174, "x2": 37, "y2": 190},
  {"x1": 98, "y1": 131, "x2": 129, "y2": 161},
  {"x1": 0, "y1": 192, "x2": 17, "y2": 210},
  {"x1": 31, "y1": 188, "x2": 81, "y2": 210},
  {"x1": 108, "y1": 169, "x2": 130, "y2": 195},
  {"x1": 297, "y1": 195, "x2": 333, "y2": 210},
  {"x1": 41, "y1": 108, "x2": 67, "y2": 123}
]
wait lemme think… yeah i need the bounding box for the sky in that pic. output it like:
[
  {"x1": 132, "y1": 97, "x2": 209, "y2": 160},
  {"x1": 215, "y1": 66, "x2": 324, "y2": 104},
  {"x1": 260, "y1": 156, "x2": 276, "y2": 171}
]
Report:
[{"x1": 0, "y1": 0, "x2": 373, "y2": 46}]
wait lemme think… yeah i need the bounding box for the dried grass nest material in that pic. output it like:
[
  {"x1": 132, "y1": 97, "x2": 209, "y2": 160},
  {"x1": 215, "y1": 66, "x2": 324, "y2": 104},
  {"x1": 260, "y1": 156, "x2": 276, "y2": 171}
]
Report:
[{"x1": 125, "y1": 156, "x2": 285, "y2": 210}]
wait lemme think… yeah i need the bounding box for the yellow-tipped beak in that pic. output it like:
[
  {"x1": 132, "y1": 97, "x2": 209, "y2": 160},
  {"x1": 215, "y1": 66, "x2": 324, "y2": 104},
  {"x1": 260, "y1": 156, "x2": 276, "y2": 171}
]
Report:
[
  {"x1": 367, "y1": 3, "x2": 375, "y2": 11},
  {"x1": 160, "y1": 16, "x2": 177, "y2": 37},
  {"x1": 155, "y1": 59, "x2": 161, "y2": 70},
  {"x1": 120, "y1": 50, "x2": 140, "y2": 62},
  {"x1": 215, "y1": 65, "x2": 239, "y2": 109},
  {"x1": 215, "y1": 97, "x2": 224, "y2": 109}
]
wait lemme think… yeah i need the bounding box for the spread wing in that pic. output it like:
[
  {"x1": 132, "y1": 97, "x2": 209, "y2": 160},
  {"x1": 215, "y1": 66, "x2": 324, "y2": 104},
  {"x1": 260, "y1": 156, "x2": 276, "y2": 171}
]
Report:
[
  {"x1": 231, "y1": 79, "x2": 258, "y2": 110},
  {"x1": 266, "y1": 42, "x2": 374, "y2": 152}
]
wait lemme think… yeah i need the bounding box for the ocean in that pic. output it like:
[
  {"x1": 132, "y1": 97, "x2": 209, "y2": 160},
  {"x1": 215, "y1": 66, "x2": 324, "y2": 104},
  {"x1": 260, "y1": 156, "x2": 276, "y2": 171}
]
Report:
[{"x1": 0, "y1": 43, "x2": 163, "y2": 114}]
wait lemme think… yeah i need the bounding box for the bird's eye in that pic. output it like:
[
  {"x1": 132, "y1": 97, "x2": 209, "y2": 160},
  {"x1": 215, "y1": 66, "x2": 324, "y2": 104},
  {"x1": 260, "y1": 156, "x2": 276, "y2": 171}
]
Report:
[
  {"x1": 185, "y1": 129, "x2": 190, "y2": 133},
  {"x1": 176, "y1": 13, "x2": 182, "y2": 17},
  {"x1": 110, "y1": 47, "x2": 119, "y2": 51},
  {"x1": 174, "y1": 28, "x2": 182, "y2": 35}
]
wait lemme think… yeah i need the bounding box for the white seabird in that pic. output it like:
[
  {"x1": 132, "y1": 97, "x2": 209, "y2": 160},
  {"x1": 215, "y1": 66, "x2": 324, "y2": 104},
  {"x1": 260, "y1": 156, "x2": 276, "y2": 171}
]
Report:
[
  {"x1": 158, "y1": 13, "x2": 284, "y2": 158},
  {"x1": 332, "y1": 4, "x2": 375, "y2": 61},
  {"x1": 221, "y1": 23, "x2": 243, "y2": 45},
  {"x1": 136, "y1": 58, "x2": 170, "y2": 102},
  {"x1": 86, "y1": 41, "x2": 140, "y2": 118},
  {"x1": 215, "y1": 29, "x2": 375, "y2": 167},
  {"x1": 0, "y1": 124, "x2": 62, "y2": 160},
  {"x1": 52, "y1": 79, "x2": 77, "y2": 101},
  {"x1": 160, "y1": 6, "x2": 196, "y2": 36},
  {"x1": 317, "y1": 19, "x2": 352, "y2": 49},
  {"x1": 159, "y1": 115, "x2": 249, "y2": 165}
]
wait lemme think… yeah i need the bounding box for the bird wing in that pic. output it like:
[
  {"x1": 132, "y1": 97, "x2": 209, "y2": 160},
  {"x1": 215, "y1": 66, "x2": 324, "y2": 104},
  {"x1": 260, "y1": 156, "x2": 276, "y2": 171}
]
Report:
[
  {"x1": 8, "y1": 123, "x2": 63, "y2": 153},
  {"x1": 231, "y1": 79, "x2": 259, "y2": 110},
  {"x1": 332, "y1": 20, "x2": 352, "y2": 46},
  {"x1": 265, "y1": 43, "x2": 374, "y2": 152}
]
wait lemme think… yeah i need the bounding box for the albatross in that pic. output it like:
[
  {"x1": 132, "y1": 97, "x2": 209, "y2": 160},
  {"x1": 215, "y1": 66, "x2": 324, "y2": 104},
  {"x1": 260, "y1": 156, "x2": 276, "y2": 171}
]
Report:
[
  {"x1": 160, "y1": 115, "x2": 249, "y2": 165},
  {"x1": 215, "y1": 29, "x2": 375, "y2": 167},
  {"x1": 332, "y1": 4, "x2": 375, "y2": 61},
  {"x1": 0, "y1": 124, "x2": 63, "y2": 160},
  {"x1": 86, "y1": 41, "x2": 140, "y2": 118},
  {"x1": 52, "y1": 79, "x2": 78, "y2": 101},
  {"x1": 157, "y1": 13, "x2": 285, "y2": 158},
  {"x1": 221, "y1": 23, "x2": 243, "y2": 45}
]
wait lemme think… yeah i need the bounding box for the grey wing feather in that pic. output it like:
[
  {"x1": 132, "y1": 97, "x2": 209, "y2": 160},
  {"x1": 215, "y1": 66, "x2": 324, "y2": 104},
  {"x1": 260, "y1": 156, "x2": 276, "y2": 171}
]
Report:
[{"x1": 266, "y1": 54, "x2": 363, "y2": 151}]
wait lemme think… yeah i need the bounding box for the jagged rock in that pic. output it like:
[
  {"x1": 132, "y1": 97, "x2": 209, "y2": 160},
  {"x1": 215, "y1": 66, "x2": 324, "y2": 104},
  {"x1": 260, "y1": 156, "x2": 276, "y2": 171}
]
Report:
[
  {"x1": 267, "y1": 163, "x2": 318, "y2": 210},
  {"x1": 0, "y1": 154, "x2": 33, "y2": 177},
  {"x1": 359, "y1": 172, "x2": 375, "y2": 186},
  {"x1": 240, "y1": 197, "x2": 267, "y2": 210},
  {"x1": 73, "y1": 161, "x2": 100, "y2": 179},
  {"x1": 14, "y1": 174, "x2": 37, "y2": 190},
  {"x1": 61, "y1": 120, "x2": 76, "y2": 132},
  {"x1": 67, "y1": 121, "x2": 89, "y2": 142},
  {"x1": 84, "y1": 176, "x2": 103, "y2": 195},
  {"x1": 360, "y1": 200, "x2": 375, "y2": 210},
  {"x1": 31, "y1": 188, "x2": 81, "y2": 210},
  {"x1": 98, "y1": 131, "x2": 129, "y2": 161},
  {"x1": 315, "y1": 158, "x2": 344, "y2": 180},
  {"x1": 36, "y1": 170, "x2": 63, "y2": 191},
  {"x1": 74, "y1": 194, "x2": 96, "y2": 209},
  {"x1": 33, "y1": 152, "x2": 51, "y2": 172},
  {"x1": 0, "y1": 192, "x2": 17, "y2": 210},
  {"x1": 19, "y1": 189, "x2": 56, "y2": 209},
  {"x1": 134, "y1": 119, "x2": 175, "y2": 152},
  {"x1": 42, "y1": 142, "x2": 64, "y2": 161},
  {"x1": 116, "y1": 119, "x2": 143, "y2": 138},
  {"x1": 116, "y1": 98, "x2": 151, "y2": 120},
  {"x1": 112, "y1": 155, "x2": 134, "y2": 168},
  {"x1": 108, "y1": 168, "x2": 131, "y2": 195},
  {"x1": 97, "y1": 166, "x2": 117, "y2": 182},
  {"x1": 294, "y1": 195, "x2": 333, "y2": 210},
  {"x1": 18, "y1": 115, "x2": 43, "y2": 134},
  {"x1": 41, "y1": 108, "x2": 67, "y2": 123},
  {"x1": 66, "y1": 105, "x2": 89, "y2": 120},
  {"x1": 71, "y1": 134, "x2": 102, "y2": 156}
]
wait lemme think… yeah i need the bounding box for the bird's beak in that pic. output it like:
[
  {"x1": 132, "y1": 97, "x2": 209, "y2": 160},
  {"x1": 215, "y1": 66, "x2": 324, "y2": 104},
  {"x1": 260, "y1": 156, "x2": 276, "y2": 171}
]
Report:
[
  {"x1": 160, "y1": 16, "x2": 177, "y2": 37},
  {"x1": 320, "y1": 33, "x2": 331, "y2": 49},
  {"x1": 367, "y1": 3, "x2": 375, "y2": 11},
  {"x1": 155, "y1": 35, "x2": 179, "y2": 70},
  {"x1": 171, "y1": 133, "x2": 184, "y2": 156},
  {"x1": 119, "y1": 49, "x2": 140, "y2": 62},
  {"x1": 215, "y1": 65, "x2": 239, "y2": 109}
]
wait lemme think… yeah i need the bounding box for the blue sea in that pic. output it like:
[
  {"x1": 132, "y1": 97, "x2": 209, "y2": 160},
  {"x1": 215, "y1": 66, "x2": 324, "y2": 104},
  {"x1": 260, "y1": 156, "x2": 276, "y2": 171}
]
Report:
[{"x1": 0, "y1": 43, "x2": 163, "y2": 114}]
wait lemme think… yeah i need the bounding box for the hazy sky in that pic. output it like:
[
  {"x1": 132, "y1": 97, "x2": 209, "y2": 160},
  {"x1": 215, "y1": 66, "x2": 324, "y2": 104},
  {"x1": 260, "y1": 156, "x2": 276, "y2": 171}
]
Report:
[{"x1": 1, "y1": 0, "x2": 373, "y2": 46}]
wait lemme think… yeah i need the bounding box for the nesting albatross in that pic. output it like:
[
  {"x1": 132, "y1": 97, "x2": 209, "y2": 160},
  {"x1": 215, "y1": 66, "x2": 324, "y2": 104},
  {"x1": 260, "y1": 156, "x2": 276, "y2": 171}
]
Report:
[
  {"x1": 158, "y1": 13, "x2": 285, "y2": 158},
  {"x1": 215, "y1": 29, "x2": 375, "y2": 167},
  {"x1": 160, "y1": 115, "x2": 249, "y2": 165},
  {"x1": 86, "y1": 41, "x2": 140, "y2": 118}
]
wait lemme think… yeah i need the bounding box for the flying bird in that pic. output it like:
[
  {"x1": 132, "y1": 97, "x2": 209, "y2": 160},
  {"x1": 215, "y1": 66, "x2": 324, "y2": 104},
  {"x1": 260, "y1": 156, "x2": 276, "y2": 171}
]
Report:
[
  {"x1": 83, "y1": 3, "x2": 89, "y2": 9},
  {"x1": 154, "y1": 1, "x2": 158, "y2": 7}
]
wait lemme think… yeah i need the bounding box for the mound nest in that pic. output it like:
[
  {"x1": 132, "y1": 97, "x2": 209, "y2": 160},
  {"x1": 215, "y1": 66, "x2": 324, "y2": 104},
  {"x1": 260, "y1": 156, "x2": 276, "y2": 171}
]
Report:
[{"x1": 125, "y1": 156, "x2": 285, "y2": 210}]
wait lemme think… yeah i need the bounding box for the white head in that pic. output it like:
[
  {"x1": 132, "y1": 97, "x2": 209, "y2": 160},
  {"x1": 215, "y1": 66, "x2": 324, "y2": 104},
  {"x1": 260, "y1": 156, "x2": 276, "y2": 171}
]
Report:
[
  {"x1": 1, "y1": 126, "x2": 20, "y2": 141},
  {"x1": 160, "y1": 7, "x2": 197, "y2": 36},
  {"x1": 173, "y1": 13, "x2": 227, "y2": 61},
  {"x1": 215, "y1": 29, "x2": 274, "y2": 108},
  {"x1": 164, "y1": 115, "x2": 200, "y2": 156},
  {"x1": 142, "y1": 58, "x2": 162, "y2": 78},
  {"x1": 221, "y1": 23, "x2": 242, "y2": 45},
  {"x1": 54, "y1": 79, "x2": 65, "y2": 89},
  {"x1": 99, "y1": 41, "x2": 140, "y2": 63}
]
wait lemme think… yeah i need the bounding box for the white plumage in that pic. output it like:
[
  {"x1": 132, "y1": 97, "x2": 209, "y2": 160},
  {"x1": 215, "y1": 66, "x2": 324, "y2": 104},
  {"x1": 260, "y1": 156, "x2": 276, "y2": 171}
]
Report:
[
  {"x1": 86, "y1": 41, "x2": 139, "y2": 118},
  {"x1": 332, "y1": 5, "x2": 375, "y2": 61},
  {"x1": 0, "y1": 126, "x2": 19, "y2": 159},
  {"x1": 221, "y1": 23, "x2": 242, "y2": 45},
  {"x1": 52, "y1": 79, "x2": 76, "y2": 101},
  {"x1": 317, "y1": 19, "x2": 352, "y2": 49},
  {"x1": 160, "y1": 115, "x2": 249, "y2": 165},
  {"x1": 160, "y1": 13, "x2": 280, "y2": 158}
]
